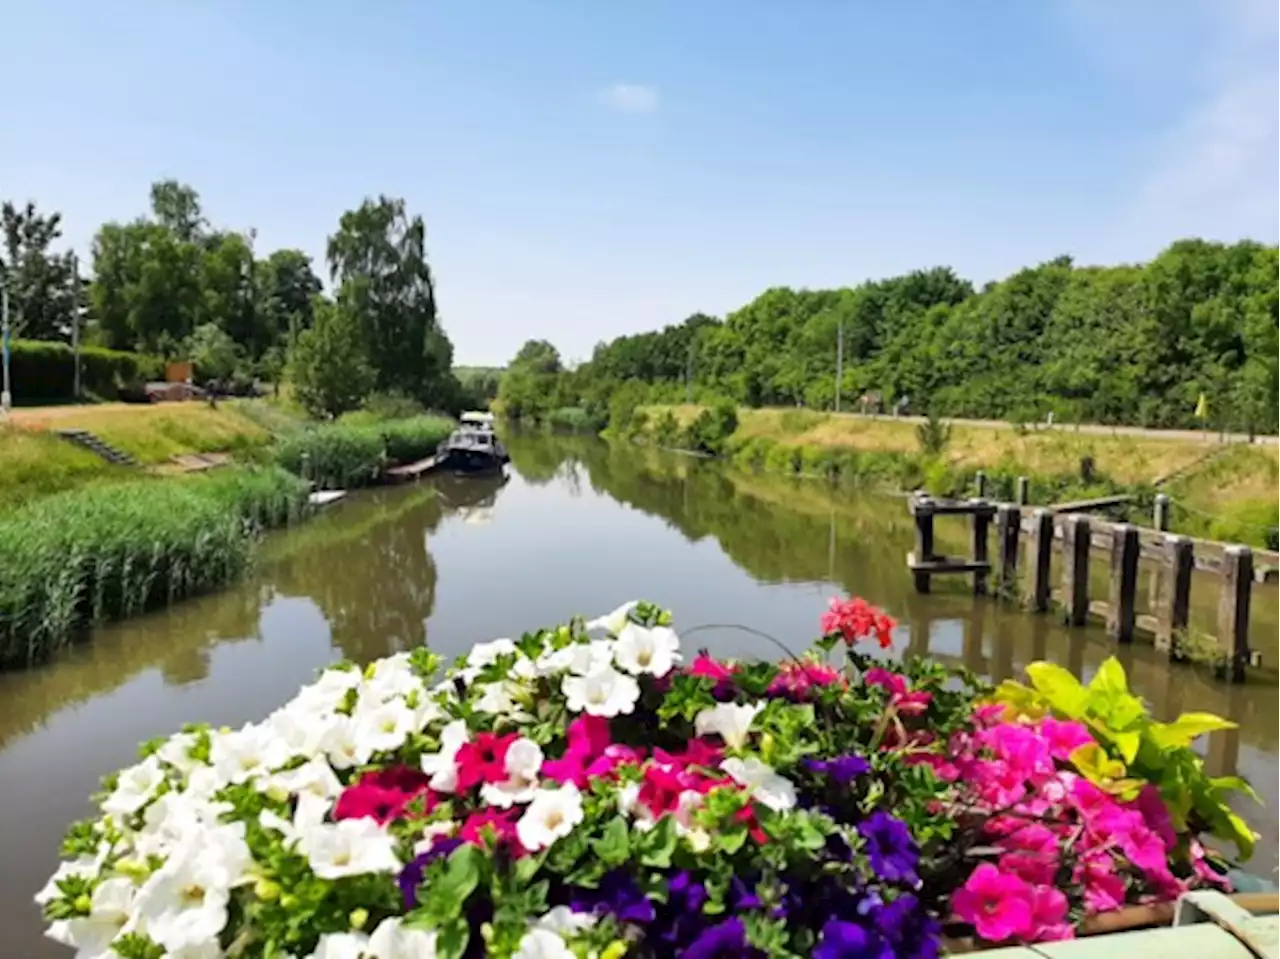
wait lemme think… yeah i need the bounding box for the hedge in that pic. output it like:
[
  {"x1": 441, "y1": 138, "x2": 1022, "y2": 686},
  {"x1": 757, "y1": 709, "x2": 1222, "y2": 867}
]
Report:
[{"x1": 7, "y1": 340, "x2": 164, "y2": 403}]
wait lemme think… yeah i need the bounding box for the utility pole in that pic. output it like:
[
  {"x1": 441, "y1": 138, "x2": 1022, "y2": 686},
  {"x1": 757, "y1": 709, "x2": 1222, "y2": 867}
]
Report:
[
  {"x1": 834, "y1": 319, "x2": 844, "y2": 413},
  {"x1": 685, "y1": 339, "x2": 694, "y2": 404},
  {"x1": 1, "y1": 283, "x2": 11, "y2": 412},
  {"x1": 71, "y1": 253, "x2": 81, "y2": 401}
]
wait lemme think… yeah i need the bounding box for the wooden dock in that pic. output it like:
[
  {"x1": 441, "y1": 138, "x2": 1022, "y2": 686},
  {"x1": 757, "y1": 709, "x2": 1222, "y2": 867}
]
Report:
[
  {"x1": 906, "y1": 484, "x2": 1279, "y2": 683},
  {"x1": 386, "y1": 454, "x2": 440, "y2": 482}
]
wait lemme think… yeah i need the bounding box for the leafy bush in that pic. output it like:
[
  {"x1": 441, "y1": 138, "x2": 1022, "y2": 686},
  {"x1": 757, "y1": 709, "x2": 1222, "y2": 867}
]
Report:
[
  {"x1": 0, "y1": 466, "x2": 308, "y2": 668},
  {"x1": 545, "y1": 406, "x2": 598, "y2": 432},
  {"x1": 8, "y1": 339, "x2": 163, "y2": 402},
  {"x1": 685, "y1": 399, "x2": 739, "y2": 455},
  {"x1": 651, "y1": 410, "x2": 680, "y2": 447},
  {"x1": 915, "y1": 413, "x2": 952, "y2": 456}
]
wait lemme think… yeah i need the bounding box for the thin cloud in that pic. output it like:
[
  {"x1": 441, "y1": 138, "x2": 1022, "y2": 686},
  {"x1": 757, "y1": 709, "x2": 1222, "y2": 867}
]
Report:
[{"x1": 597, "y1": 83, "x2": 660, "y2": 114}]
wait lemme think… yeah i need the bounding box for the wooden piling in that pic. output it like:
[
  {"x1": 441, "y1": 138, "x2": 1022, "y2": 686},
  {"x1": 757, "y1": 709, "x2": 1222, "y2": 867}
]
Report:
[
  {"x1": 971, "y1": 503, "x2": 991, "y2": 596},
  {"x1": 1062, "y1": 515, "x2": 1091, "y2": 626},
  {"x1": 1149, "y1": 494, "x2": 1172, "y2": 611},
  {"x1": 1218, "y1": 546, "x2": 1253, "y2": 683},
  {"x1": 1107, "y1": 524, "x2": 1140, "y2": 643},
  {"x1": 912, "y1": 503, "x2": 935, "y2": 594},
  {"x1": 1153, "y1": 494, "x2": 1170, "y2": 531},
  {"x1": 997, "y1": 504, "x2": 1021, "y2": 589},
  {"x1": 1024, "y1": 509, "x2": 1053, "y2": 612},
  {"x1": 1016, "y1": 476, "x2": 1029, "y2": 505},
  {"x1": 1155, "y1": 535, "x2": 1193, "y2": 660},
  {"x1": 975, "y1": 471, "x2": 987, "y2": 499}
]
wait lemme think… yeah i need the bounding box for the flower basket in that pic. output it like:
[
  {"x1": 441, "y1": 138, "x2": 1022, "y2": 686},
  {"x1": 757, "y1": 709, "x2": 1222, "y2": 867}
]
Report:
[{"x1": 37, "y1": 598, "x2": 1258, "y2": 959}]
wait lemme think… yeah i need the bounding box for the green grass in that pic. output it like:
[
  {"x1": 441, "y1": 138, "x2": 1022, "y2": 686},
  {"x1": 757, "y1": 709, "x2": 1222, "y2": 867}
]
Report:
[
  {"x1": 0, "y1": 466, "x2": 311, "y2": 669},
  {"x1": 0, "y1": 427, "x2": 126, "y2": 508},
  {"x1": 272, "y1": 415, "x2": 455, "y2": 489}
]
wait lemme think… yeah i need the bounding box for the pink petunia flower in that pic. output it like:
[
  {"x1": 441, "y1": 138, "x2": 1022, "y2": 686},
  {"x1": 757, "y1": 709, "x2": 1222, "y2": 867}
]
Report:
[{"x1": 952, "y1": 863, "x2": 1037, "y2": 943}]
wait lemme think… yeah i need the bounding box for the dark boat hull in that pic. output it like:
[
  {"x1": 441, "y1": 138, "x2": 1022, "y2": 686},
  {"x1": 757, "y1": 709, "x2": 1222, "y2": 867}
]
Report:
[{"x1": 438, "y1": 447, "x2": 507, "y2": 474}]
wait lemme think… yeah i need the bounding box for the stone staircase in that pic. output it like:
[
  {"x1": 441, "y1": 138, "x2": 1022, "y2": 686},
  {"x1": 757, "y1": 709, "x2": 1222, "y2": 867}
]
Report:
[{"x1": 55, "y1": 429, "x2": 139, "y2": 467}]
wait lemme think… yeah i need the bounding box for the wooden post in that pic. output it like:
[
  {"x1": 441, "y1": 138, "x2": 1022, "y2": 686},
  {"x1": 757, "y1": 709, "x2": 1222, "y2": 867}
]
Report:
[
  {"x1": 997, "y1": 504, "x2": 1021, "y2": 590},
  {"x1": 912, "y1": 503, "x2": 935, "y2": 594},
  {"x1": 1218, "y1": 546, "x2": 1253, "y2": 683},
  {"x1": 1061, "y1": 515, "x2": 1091, "y2": 626},
  {"x1": 1155, "y1": 535, "x2": 1193, "y2": 660},
  {"x1": 1107, "y1": 524, "x2": 1140, "y2": 643},
  {"x1": 975, "y1": 471, "x2": 987, "y2": 499},
  {"x1": 1153, "y1": 494, "x2": 1170, "y2": 531},
  {"x1": 971, "y1": 504, "x2": 991, "y2": 596},
  {"x1": 1016, "y1": 476, "x2": 1029, "y2": 505},
  {"x1": 1024, "y1": 509, "x2": 1053, "y2": 612}
]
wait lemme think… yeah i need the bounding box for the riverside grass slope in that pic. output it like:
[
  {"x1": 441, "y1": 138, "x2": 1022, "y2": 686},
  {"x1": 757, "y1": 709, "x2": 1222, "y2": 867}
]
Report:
[
  {"x1": 0, "y1": 466, "x2": 310, "y2": 669},
  {"x1": 633, "y1": 405, "x2": 1280, "y2": 549}
]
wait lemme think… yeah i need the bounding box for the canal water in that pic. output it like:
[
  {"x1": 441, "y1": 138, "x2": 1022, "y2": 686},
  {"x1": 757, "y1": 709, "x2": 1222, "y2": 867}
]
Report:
[{"x1": 1, "y1": 434, "x2": 1275, "y2": 956}]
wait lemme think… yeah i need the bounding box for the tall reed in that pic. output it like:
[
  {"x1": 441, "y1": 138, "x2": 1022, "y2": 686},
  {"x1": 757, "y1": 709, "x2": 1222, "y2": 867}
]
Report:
[
  {"x1": 0, "y1": 466, "x2": 309, "y2": 669},
  {"x1": 273, "y1": 415, "x2": 454, "y2": 489}
]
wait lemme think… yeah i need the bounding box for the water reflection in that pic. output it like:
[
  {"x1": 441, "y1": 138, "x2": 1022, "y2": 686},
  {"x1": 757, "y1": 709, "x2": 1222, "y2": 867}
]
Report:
[{"x1": 0, "y1": 435, "x2": 1275, "y2": 956}]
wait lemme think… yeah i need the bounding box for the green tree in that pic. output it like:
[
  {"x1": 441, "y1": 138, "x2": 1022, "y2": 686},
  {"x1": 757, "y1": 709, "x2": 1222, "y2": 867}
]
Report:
[
  {"x1": 149, "y1": 180, "x2": 205, "y2": 242},
  {"x1": 185, "y1": 322, "x2": 241, "y2": 382},
  {"x1": 288, "y1": 297, "x2": 374, "y2": 418},
  {"x1": 0, "y1": 201, "x2": 77, "y2": 341},
  {"x1": 326, "y1": 196, "x2": 453, "y2": 405},
  {"x1": 258, "y1": 249, "x2": 322, "y2": 351}
]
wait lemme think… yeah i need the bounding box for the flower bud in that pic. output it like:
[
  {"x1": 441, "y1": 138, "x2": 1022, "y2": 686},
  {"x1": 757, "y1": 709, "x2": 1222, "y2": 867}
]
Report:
[
  {"x1": 254, "y1": 879, "x2": 281, "y2": 901},
  {"x1": 349, "y1": 907, "x2": 369, "y2": 930},
  {"x1": 266, "y1": 786, "x2": 289, "y2": 804},
  {"x1": 73, "y1": 894, "x2": 91, "y2": 914},
  {"x1": 601, "y1": 941, "x2": 629, "y2": 959},
  {"x1": 280, "y1": 893, "x2": 299, "y2": 910}
]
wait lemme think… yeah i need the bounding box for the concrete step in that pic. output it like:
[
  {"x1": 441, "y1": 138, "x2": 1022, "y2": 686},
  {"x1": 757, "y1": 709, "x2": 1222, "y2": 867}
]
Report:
[{"x1": 54, "y1": 429, "x2": 139, "y2": 467}]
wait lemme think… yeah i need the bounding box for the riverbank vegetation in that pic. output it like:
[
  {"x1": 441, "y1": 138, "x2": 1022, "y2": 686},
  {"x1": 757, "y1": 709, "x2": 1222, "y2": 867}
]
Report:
[
  {"x1": 0, "y1": 466, "x2": 309, "y2": 669},
  {"x1": 272, "y1": 414, "x2": 454, "y2": 489}
]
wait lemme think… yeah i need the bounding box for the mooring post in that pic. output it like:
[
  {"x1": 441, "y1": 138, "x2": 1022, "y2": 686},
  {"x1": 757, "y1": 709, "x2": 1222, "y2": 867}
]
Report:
[
  {"x1": 1107, "y1": 523, "x2": 1140, "y2": 643},
  {"x1": 1153, "y1": 493, "x2": 1170, "y2": 531},
  {"x1": 974, "y1": 471, "x2": 987, "y2": 499},
  {"x1": 1024, "y1": 509, "x2": 1054, "y2": 612},
  {"x1": 911, "y1": 500, "x2": 935, "y2": 594},
  {"x1": 301, "y1": 452, "x2": 311, "y2": 484},
  {"x1": 1061, "y1": 514, "x2": 1091, "y2": 626},
  {"x1": 1016, "y1": 476, "x2": 1029, "y2": 505},
  {"x1": 1155, "y1": 535, "x2": 1193, "y2": 660},
  {"x1": 1218, "y1": 546, "x2": 1253, "y2": 683},
  {"x1": 971, "y1": 503, "x2": 991, "y2": 596},
  {"x1": 997, "y1": 504, "x2": 1021, "y2": 591}
]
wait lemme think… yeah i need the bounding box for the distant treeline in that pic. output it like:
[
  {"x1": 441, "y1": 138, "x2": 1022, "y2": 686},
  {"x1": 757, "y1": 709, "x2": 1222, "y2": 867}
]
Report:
[{"x1": 498, "y1": 240, "x2": 1279, "y2": 434}]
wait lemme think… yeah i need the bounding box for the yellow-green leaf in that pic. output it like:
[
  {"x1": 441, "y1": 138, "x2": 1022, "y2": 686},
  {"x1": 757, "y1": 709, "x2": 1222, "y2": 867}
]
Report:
[
  {"x1": 1209, "y1": 775, "x2": 1261, "y2": 805},
  {"x1": 1089, "y1": 657, "x2": 1130, "y2": 698},
  {"x1": 1114, "y1": 730, "x2": 1141, "y2": 764},
  {"x1": 1149, "y1": 713, "x2": 1238, "y2": 749},
  {"x1": 1026, "y1": 662, "x2": 1088, "y2": 718},
  {"x1": 1070, "y1": 742, "x2": 1127, "y2": 782},
  {"x1": 1221, "y1": 809, "x2": 1257, "y2": 862},
  {"x1": 986, "y1": 681, "x2": 1045, "y2": 719}
]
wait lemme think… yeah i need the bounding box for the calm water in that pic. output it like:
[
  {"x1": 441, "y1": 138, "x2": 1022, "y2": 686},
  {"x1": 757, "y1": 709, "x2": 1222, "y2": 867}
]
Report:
[{"x1": 1, "y1": 434, "x2": 1276, "y2": 956}]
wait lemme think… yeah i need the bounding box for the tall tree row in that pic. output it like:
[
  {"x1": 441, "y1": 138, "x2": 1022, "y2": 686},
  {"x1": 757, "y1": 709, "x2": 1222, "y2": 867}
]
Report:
[{"x1": 500, "y1": 241, "x2": 1279, "y2": 434}]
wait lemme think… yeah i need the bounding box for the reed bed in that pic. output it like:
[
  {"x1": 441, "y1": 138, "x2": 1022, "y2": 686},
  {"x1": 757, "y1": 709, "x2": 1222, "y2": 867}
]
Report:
[
  {"x1": 0, "y1": 466, "x2": 310, "y2": 669},
  {"x1": 272, "y1": 415, "x2": 454, "y2": 489}
]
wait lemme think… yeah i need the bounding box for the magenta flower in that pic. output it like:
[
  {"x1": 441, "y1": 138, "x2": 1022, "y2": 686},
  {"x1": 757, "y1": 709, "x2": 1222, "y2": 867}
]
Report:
[
  {"x1": 952, "y1": 863, "x2": 1036, "y2": 943},
  {"x1": 1039, "y1": 716, "x2": 1093, "y2": 761}
]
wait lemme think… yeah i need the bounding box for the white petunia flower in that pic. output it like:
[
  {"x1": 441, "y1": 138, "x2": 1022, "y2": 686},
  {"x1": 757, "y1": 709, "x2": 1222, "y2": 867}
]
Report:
[
  {"x1": 412, "y1": 821, "x2": 459, "y2": 856},
  {"x1": 266, "y1": 757, "x2": 343, "y2": 803},
  {"x1": 267, "y1": 703, "x2": 337, "y2": 757},
  {"x1": 35, "y1": 854, "x2": 107, "y2": 906},
  {"x1": 210, "y1": 724, "x2": 291, "y2": 786},
  {"x1": 562, "y1": 666, "x2": 640, "y2": 718},
  {"x1": 480, "y1": 737, "x2": 545, "y2": 808},
  {"x1": 459, "y1": 638, "x2": 518, "y2": 682},
  {"x1": 613, "y1": 623, "x2": 681, "y2": 677},
  {"x1": 311, "y1": 931, "x2": 371, "y2": 959},
  {"x1": 514, "y1": 927, "x2": 575, "y2": 959},
  {"x1": 157, "y1": 732, "x2": 203, "y2": 775},
  {"x1": 320, "y1": 716, "x2": 362, "y2": 770},
  {"x1": 474, "y1": 680, "x2": 533, "y2": 722},
  {"x1": 102, "y1": 755, "x2": 166, "y2": 818},
  {"x1": 292, "y1": 666, "x2": 362, "y2": 714},
  {"x1": 538, "y1": 639, "x2": 615, "y2": 677},
  {"x1": 584, "y1": 601, "x2": 640, "y2": 636},
  {"x1": 420, "y1": 719, "x2": 469, "y2": 793},
  {"x1": 368, "y1": 916, "x2": 439, "y2": 958},
  {"x1": 135, "y1": 792, "x2": 233, "y2": 860},
  {"x1": 50, "y1": 876, "x2": 134, "y2": 956},
  {"x1": 720, "y1": 756, "x2": 797, "y2": 812},
  {"x1": 534, "y1": 906, "x2": 598, "y2": 936},
  {"x1": 131, "y1": 839, "x2": 235, "y2": 953},
  {"x1": 299, "y1": 818, "x2": 400, "y2": 880},
  {"x1": 693, "y1": 701, "x2": 764, "y2": 749},
  {"x1": 352, "y1": 697, "x2": 416, "y2": 763},
  {"x1": 516, "y1": 784, "x2": 584, "y2": 852}
]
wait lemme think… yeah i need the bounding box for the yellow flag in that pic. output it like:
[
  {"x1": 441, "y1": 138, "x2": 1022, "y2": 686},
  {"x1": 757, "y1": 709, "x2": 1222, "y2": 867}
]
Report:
[{"x1": 1194, "y1": 393, "x2": 1208, "y2": 419}]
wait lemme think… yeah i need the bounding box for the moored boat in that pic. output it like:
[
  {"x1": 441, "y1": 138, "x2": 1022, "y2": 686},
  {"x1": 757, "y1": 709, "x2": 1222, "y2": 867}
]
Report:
[{"x1": 436, "y1": 427, "x2": 508, "y2": 474}]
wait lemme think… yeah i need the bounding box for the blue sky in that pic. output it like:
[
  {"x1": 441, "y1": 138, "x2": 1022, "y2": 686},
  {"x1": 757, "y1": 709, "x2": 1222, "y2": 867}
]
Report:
[{"x1": 3, "y1": 1, "x2": 1276, "y2": 365}]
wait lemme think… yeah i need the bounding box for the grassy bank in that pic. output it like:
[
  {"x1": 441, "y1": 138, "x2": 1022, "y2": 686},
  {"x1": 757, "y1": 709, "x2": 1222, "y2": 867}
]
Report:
[
  {"x1": 632, "y1": 405, "x2": 1279, "y2": 547},
  {"x1": 272, "y1": 415, "x2": 455, "y2": 488},
  {"x1": 0, "y1": 466, "x2": 310, "y2": 669}
]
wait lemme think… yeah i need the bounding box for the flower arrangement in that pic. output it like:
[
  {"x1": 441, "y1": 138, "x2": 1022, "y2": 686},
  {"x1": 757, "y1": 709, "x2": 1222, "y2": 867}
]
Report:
[{"x1": 38, "y1": 597, "x2": 1256, "y2": 959}]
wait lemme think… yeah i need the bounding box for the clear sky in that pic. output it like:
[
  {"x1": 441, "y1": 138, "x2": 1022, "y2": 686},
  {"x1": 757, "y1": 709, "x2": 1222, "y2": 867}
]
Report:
[{"x1": 3, "y1": 1, "x2": 1276, "y2": 366}]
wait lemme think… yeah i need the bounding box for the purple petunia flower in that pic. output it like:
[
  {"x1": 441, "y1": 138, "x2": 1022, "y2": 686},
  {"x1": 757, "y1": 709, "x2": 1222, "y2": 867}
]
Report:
[
  {"x1": 876, "y1": 893, "x2": 942, "y2": 959},
  {"x1": 856, "y1": 811, "x2": 920, "y2": 886},
  {"x1": 397, "y1": 837, "x2": 464, "y2": 909},
  {"x1": 682, "y1": 917, "x2": 748, "y2": 959},
  {"x1": 570, "y1": 869, "x2": 655, "y2": 925},
  {"x1": 805, "y1": 754, "x2": 871, "y2": 785},
  {"x1": 814, "y1": 919, "x2": 894, "y2": 959}
]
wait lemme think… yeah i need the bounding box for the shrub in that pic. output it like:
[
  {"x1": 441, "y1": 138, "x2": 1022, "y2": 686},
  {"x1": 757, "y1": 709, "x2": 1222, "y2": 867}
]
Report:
[
  {"x1": 0, "y1": 466, "x2": 308, "y2": 668},
  {"x1": 915, "y1": 413, "x2": 953, "y2": 456},
  {"x1": 545, "y1": 406, "x2": 596, "y2": 432},
  {"x1": 685, "y1": 399, "x2": 738, "y2": 455},
  {"x1": 651, "y1": 410, "x2": 680, "y2": 447},
  {"x1": 8, "y1": 339, "x2": 163, "y2": 402}
]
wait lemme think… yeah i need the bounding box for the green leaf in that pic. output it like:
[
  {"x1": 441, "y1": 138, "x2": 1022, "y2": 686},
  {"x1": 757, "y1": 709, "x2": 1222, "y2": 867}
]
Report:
[
  {"x1": 1089, "y1": 657, "x2": 1129, "y2": 698},
  {"x1": 1113, "y1": 730, "x2": 1141, "y2": 764},
  {"x1": 1149, "y1": 712, "x2": 1238, "y2": 749},
  {"x1": 429, "y1": 845, "x2": 481, "y2": 921},
  {"x1": 639, "y1": 815, "x2": 678, "y2": 868},
  {"x1": 1025, "y1": 662, "x2": 1088, "y2": 718},
  {"x1": 435, "y1": 918, "x2": 470, "y2": 959},
  {"x1": 1219, "y1": 809, "x2": 1258, "y2": 862},
  {"x1": 1209, "y1": 775, "x2": 1261, "y2": 805},
  {"x1": 592, "y1": 817, "x2": 631, "y2": 868}
]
